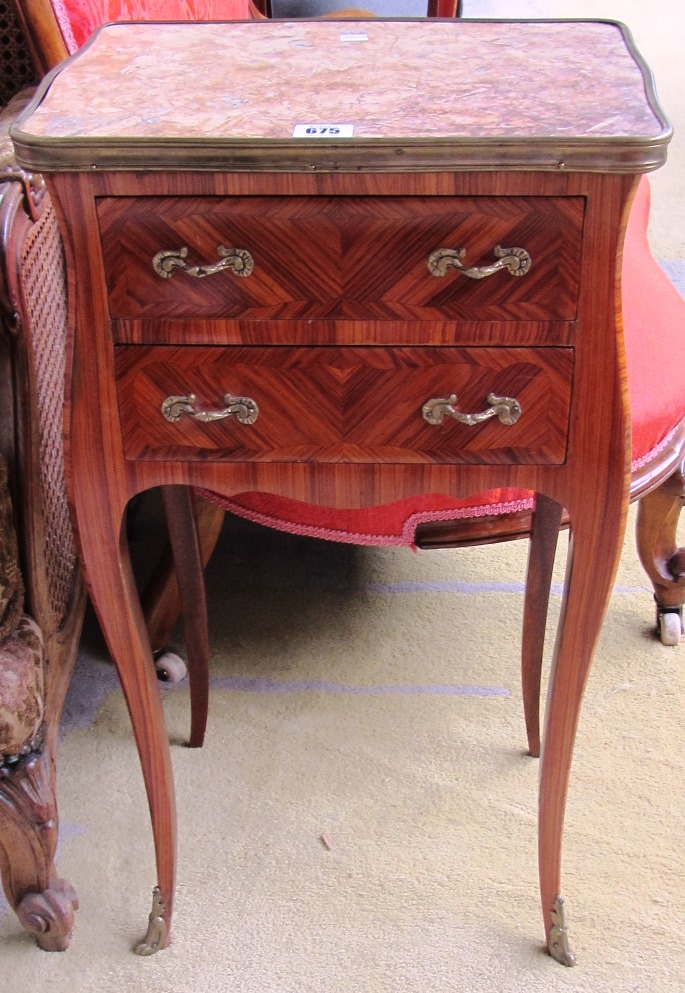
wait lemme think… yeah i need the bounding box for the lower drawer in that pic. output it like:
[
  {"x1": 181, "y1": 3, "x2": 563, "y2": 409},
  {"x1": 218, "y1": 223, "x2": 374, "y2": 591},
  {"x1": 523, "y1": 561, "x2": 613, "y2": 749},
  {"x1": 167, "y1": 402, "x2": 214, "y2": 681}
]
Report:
[{"x1": 114, "y1": 345, "x2": 573, "y2": 464}]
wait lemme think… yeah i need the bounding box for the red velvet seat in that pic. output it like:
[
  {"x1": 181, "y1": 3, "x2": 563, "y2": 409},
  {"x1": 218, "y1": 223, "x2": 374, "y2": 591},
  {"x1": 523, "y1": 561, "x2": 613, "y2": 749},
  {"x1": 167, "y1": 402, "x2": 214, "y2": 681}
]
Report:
[
  {"x1": 50, "y1": 0, "x2": 253, "y2": 53},
  {"x1": 13, "y1": 0, "x2": 258, "y2": 71},
  {"x1": 14, "y1": 0, "x2": 460, "y2": 73}
]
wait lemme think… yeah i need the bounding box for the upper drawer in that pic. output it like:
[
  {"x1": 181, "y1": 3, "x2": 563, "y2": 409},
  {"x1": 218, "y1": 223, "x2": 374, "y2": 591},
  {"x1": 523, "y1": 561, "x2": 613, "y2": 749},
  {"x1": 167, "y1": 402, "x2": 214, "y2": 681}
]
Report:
[{"x1": 97, "y1": 195, "x2": 583, "y2": 322}]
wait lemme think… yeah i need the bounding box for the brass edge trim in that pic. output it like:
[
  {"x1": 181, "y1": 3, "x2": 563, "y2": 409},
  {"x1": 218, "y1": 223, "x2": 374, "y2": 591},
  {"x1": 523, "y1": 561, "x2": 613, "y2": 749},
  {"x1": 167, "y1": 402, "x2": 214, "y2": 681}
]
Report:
[
  {"x1": 9, "y1": 135, "x2": 672, "y2": 175},
  {"x1": 9, "y1": 19, "x2": 672, "y2": 175},
  {"x1": 613, "y1": 18, "x2": 673, "y2": 141}
]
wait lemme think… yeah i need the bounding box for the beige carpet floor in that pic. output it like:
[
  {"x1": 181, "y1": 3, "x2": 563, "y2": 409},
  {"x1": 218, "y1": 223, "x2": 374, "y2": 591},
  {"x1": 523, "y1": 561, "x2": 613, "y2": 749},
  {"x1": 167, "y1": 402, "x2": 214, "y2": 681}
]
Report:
[{"x1": 2, "y1": 2, "x2": 685, "y2": 990}]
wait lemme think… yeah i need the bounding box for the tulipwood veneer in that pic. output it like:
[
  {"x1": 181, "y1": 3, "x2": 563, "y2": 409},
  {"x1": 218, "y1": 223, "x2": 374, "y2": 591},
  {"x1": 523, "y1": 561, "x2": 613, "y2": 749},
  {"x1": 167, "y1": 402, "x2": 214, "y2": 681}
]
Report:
[{"x1": 10, "y1": 17, "x2": 671, "y2": 965}]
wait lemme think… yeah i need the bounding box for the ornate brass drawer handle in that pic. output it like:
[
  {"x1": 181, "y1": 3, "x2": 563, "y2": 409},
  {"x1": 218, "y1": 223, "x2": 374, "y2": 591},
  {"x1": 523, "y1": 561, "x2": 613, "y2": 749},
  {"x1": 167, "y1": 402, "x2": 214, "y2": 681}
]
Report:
[
  {"x1": 152, "y1": 246, "x2": 254, "y2": 279},
  {"x1": 427, "y1": 245, "x2": 531, "y2": 279},
  {"x1": 422, "y1": 393, "x2": 522, "y2": 427},
  {"x1": 161, "y1": 393, "x2": 259, "y2": 424}
]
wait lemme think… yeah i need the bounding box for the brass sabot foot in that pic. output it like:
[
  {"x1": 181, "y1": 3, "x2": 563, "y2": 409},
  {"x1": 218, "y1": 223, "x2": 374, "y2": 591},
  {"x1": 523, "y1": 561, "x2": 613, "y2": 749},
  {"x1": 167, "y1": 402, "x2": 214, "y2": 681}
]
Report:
[
  {"x1": 548, "y1": 896, "x2": 576, "y2": 967},
  {"x1": 135, "y1": 886, "x2": 168, "y2": 956}
]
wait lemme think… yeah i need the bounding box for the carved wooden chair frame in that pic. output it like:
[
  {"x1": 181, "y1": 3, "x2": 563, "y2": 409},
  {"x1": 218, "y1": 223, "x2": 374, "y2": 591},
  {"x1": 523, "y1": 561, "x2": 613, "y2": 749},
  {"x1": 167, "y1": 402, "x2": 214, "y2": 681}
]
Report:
[{"x1": 0, "y1": 160, "x2": 86, "y2": 950}]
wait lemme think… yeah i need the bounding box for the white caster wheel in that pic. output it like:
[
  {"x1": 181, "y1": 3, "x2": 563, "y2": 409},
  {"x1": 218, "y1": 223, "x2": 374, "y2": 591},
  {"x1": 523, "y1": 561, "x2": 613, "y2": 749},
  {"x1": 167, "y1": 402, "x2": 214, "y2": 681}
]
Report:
[
  {"x1": 154, "y1": 649, "x2": 188, "y2": 683},
  {"x1": 658, "y1": 612, "x2": 682, "y2": 647}
]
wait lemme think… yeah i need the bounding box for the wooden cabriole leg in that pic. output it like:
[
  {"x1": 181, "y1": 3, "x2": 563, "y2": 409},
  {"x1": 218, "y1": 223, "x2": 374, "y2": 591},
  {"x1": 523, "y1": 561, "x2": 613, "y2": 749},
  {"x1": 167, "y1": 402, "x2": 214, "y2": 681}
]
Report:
[
  {"x1": 538, "y1": 486, "x2": 628, "y2": 966},
  {"x1": 0, "y1": 744, "x2": 78, "y2": 950},
  {"x1": 142, "y1": 494, "x2": 223, "y2": 657},
  {"x1": 522, "y1": 494, "x2": 563, "y2": 759},
  {"x1": 159, "y1": 486, "x2": 210, "y2": 748},
  {"x1": 72, "y1": 488, "x2": 177, "y2": 954},
  {"x1": 149, "y1": 481, "x2": 567, "y2": 763},
  {"x1": 635, "y1": 461, "x2": 685, "y2": 644}
]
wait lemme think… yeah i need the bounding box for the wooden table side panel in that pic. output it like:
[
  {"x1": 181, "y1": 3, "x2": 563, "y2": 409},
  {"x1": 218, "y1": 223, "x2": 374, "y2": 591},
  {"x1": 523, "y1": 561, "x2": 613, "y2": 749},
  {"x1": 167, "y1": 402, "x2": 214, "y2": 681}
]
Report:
[
  {"x1": 44, "y1": 163, "x2": 639, "y2": 961},
  {"x1": 112, "y1": 317, "x2": 575, "y2": 348}
]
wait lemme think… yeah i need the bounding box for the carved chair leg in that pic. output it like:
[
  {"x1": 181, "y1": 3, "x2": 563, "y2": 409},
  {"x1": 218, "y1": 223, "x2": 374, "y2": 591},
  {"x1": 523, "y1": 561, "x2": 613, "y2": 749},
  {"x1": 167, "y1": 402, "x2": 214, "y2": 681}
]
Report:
[
  {"x1": 522, "y1": 494, "x2": 563, "y2": 758},
  {"x1": 0, "y1": 745, "x2": 78, "y2": 950},
  {"x1": 635, "y1": 462, "x2": 685, "y2": 643}
]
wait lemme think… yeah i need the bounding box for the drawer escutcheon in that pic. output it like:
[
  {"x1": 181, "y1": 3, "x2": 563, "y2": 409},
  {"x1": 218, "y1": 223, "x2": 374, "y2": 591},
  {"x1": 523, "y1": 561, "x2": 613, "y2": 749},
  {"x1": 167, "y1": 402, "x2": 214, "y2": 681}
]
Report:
[
  {"x1": 427, "y1": 245, "x2": 531, "y2": 280},
  {"x1": 152, "y1": 246, "x2": 254, "y2": 280},
  {"x1": 161, "y1": 392, "x2": 259, "y2": 425},
  {"x1": 422, "y1": 393, "x2": 522, "y2": 427}
]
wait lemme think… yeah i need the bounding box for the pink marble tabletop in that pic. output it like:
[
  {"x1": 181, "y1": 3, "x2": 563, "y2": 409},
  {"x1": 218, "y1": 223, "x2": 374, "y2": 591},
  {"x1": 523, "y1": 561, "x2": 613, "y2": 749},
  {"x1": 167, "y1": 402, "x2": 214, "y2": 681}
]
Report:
[{"x1": 11, "y1": 19, "x2": 671, "y2": 173}]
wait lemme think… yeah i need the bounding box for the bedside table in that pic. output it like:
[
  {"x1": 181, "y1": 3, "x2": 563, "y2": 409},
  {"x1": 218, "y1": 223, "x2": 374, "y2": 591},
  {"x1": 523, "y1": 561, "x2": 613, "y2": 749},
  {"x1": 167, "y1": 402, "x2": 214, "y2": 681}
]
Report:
[{"x1": 12, "y1": 17, "x2": 671, "y2": 961}]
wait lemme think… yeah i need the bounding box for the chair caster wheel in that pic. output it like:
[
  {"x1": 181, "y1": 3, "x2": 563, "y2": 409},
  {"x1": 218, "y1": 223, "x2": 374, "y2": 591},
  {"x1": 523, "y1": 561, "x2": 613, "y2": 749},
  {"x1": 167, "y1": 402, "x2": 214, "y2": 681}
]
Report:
[
  {"x1": 154, "y1": 649, "x2": 188, "y2": 683},
  {"x1": 658, "y1": 610, "x2": 682, "y2": 646}
]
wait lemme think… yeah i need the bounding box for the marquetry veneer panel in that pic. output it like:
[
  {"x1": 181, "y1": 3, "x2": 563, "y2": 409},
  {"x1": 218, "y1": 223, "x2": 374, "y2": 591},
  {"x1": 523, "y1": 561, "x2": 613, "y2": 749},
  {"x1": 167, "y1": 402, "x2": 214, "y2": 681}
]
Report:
[
  {"x1": 97, "y1": 195, "x2": 584, "y2": 322},
  {"x1": 114, "y1": 344, "x2": 573, "y2": 464}
]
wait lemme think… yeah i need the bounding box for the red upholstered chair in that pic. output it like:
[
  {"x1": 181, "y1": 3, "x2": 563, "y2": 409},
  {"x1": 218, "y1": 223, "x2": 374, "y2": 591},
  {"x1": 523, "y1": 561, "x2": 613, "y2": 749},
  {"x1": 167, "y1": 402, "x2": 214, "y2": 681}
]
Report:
[
  {"x1": 13, "y1": 0, "x2": 261, "y2": 72},
  {"x1": 12, "y1": 0, "x2": 460, "y2": 74}
]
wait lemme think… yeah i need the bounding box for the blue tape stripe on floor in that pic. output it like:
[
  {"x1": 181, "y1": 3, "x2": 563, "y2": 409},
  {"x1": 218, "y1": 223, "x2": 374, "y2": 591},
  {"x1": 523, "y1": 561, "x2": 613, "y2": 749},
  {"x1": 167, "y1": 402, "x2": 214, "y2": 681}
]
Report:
[
  {"x1": 357, "y1": 581, "x2": 649, "y2": 595},
  {"x1": 210, "y1": 677, "x2": 511, "y2": 696},
  {"x1": 361, "y1": 580, "x2": 528, "y2": 594},
  {"x1": 659, "y1": 258, "x2": 685, "y2": 295}
]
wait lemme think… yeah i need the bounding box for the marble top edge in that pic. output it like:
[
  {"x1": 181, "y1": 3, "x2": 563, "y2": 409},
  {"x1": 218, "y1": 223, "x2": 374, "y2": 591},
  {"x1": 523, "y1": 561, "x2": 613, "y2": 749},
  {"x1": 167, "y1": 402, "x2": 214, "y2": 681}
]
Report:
[{"x1": 11, "y1": 18, "x2": 671, "y2": 173}]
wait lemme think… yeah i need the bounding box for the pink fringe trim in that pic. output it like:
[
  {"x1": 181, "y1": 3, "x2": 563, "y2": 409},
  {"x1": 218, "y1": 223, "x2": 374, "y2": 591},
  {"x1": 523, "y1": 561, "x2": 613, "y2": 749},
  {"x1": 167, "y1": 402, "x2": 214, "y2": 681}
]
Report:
[
  {"x1": 51, "y1": 0, "x2": 79, "y2": 53},
  {"x1": 196, "y1": 489, "x2": 536, "y2": 547},
  {"x1": 196, "y1": 426, "x2": 681, "y2": 548},
  {"x1": 630, "y1": 426, "x2": 678, "y2": 471}
]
